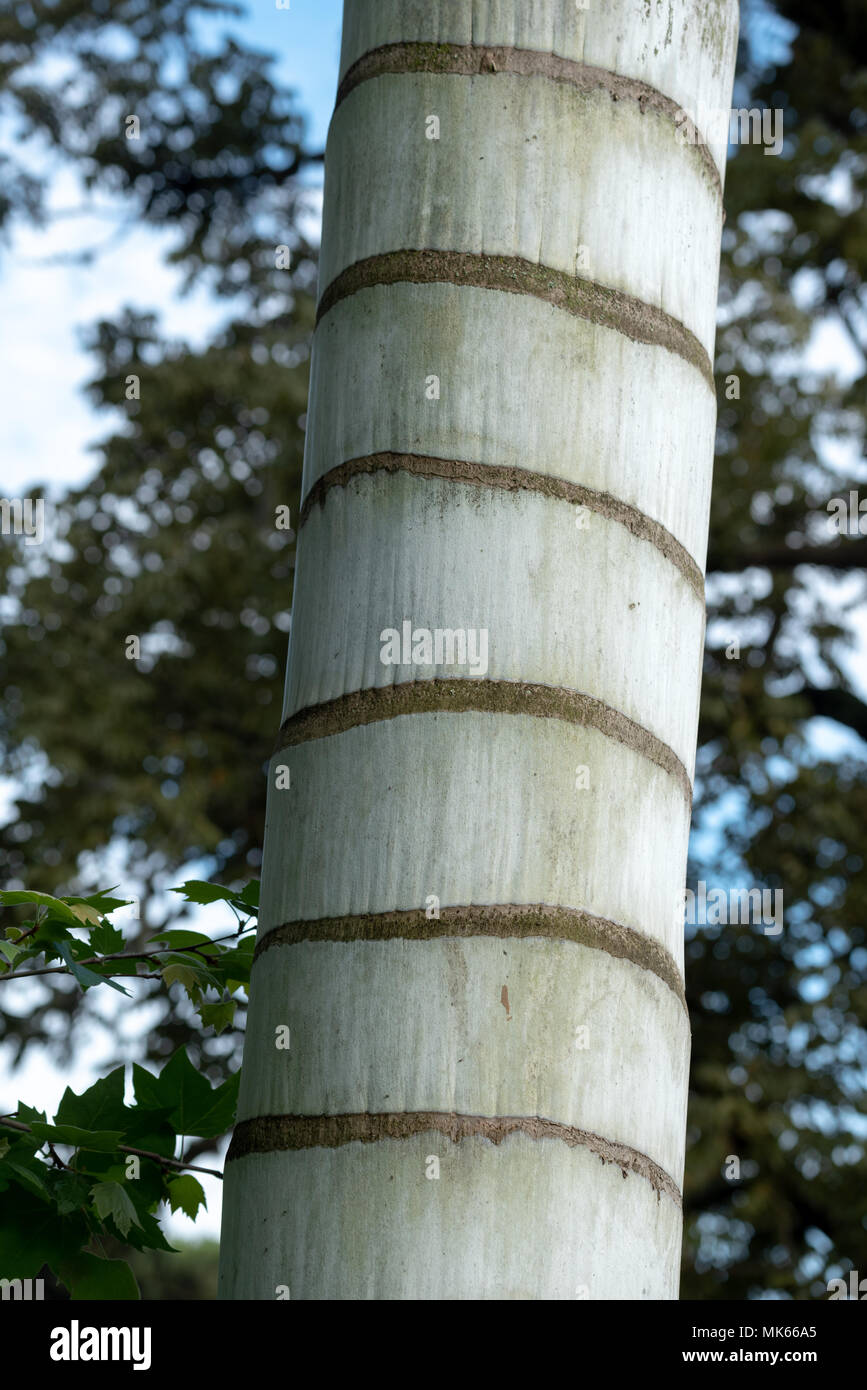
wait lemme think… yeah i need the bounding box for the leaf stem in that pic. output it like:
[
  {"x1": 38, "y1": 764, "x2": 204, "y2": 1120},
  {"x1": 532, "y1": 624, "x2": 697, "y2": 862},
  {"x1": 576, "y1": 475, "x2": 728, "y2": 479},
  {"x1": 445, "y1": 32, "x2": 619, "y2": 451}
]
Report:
[
  {"x1": 0, "y1": 932, "x2": 250, "y2": 983},
  {"x1": 0, "y1": 1117, "x2": 224, "y2": 1180}
]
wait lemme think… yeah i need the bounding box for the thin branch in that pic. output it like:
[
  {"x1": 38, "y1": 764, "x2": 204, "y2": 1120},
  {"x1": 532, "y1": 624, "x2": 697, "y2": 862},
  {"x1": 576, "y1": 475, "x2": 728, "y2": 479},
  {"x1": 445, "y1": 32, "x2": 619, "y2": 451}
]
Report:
[
  {"x1": 0, "y1": 931, "x2": 252, "y2": 983},
  {"x1": 117, "y1": 1142, "x2": 222, "y2": 1180},
  {"x1": 0, "y1": 1117, "x2": 223, "y2": 1180},
  {"x1": 12, "y1": 911, "x2": 45, "y2": 947}
]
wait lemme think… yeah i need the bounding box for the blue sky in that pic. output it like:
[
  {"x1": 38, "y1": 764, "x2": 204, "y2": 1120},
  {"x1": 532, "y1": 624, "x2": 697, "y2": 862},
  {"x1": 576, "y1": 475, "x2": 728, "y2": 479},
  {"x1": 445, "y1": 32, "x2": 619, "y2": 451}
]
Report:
[{"x1": 241, "y1": 0, "x2": 344, "y2": 149}]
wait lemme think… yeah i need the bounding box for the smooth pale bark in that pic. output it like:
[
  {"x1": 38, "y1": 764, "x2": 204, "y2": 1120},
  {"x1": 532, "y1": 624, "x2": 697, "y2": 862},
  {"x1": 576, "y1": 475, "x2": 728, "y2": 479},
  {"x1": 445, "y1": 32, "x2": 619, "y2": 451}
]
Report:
[
  {"x1": 320, "y1": 75, "x2": 721, "y2": 353},
  {"x1": 220, "y1": 0, "x2": 738, "y2": 1300},
  {"x1": 303, "y1": 283, "x2": 718, "y2": 569},
  {"x1": 285, "y1": 475, "x2": 704, "y2": 774},
  {"x1": 337, "y1": 0, "x2": 736, "y2": 178},
  {"x1": 236, "y1": 939, "x2": 690, "y2": 1178},
  {"x1": 255, "y1": 715, "x2": 691, "y2": 961},
  {"x1": 220, "y1": 1140, "x2": 683, "y2": 1300}
]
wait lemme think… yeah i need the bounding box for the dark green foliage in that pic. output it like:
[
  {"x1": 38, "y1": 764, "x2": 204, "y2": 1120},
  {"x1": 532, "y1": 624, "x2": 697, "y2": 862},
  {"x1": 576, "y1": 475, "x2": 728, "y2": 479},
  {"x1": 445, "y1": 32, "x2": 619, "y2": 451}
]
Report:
[
  {"x1": 0, "y1": 886, "x2": 254, "y2": 1296},
  {"x1": 683, "y1": 0, "x2": 867, "y2": 1297},
  {"x1": 0, "y1": 1047, "x2": 225, "y2": 1295}
]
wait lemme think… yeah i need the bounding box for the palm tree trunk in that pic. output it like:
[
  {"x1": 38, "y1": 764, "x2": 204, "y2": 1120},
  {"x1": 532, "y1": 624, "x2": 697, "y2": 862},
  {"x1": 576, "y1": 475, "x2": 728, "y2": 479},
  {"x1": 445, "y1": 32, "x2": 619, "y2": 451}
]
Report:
[{"x1": 220, "y1": 0, "x2": 738, "y2": 1300}]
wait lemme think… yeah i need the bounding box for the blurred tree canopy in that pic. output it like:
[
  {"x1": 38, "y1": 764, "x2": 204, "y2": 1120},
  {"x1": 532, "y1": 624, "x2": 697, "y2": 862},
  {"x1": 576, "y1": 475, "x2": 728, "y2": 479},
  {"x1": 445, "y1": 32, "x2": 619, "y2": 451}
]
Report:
[
  {"x1": 0, "y1": 0, "x2": 865, "y2": 1298},
  {"x1": 0, "y1": 0, "x2": 315, "y2": 1080},
  {"x1": 684, "y1": 0, "x2": 867, "y2": 1297}
]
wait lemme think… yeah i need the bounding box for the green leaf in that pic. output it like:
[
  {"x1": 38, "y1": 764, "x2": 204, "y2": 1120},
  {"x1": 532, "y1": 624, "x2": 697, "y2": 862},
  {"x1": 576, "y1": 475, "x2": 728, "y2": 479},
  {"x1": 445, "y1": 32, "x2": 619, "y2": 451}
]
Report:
[
  {"x1": 49, "y1": 1171, "x2": 91, "y2": 1216},
  {"x1": 131, "y1": 1062, "x2": 166, "y2": 1113},
  {"x1": 0, "y1": 1154, "x2": 52, "y2": 1201},
  {"x1": 147, "y1": 928, "x2": 214, "y2": 948},
  {"x1": 92, "y1": 956, "x2": 139, "y2": 977},
  {"x1": 120, "y1": 1113, "x2": 176, "y2": 1163},
  {"x1": 163, "y1": 949, "x2": 222, "y2": 973},
  {"x1": 138, "y1": 1047, "x2": 240, "y2": 1138},
  {"x1": 56, "y1": 1067, "x2": 128, "y2": 1132},
  {"x1": 237, "y1": 880, "x2": 260, "y2": 908},
  {"x1": 161, "y1": 954, "x2": 224, "y2": 1003},
  {"x1": 17, "y1": 1102, "x2": 47, "y2": 1125},
  {"x1": 183, "y1": 1071, "x2": 240, "y2": 1139},
  {"x1": 3, "y1": 920, "x2": 36, "y2": 941},
  {"x1": 89, "y1": 917, "x2": 125, "y2": 953},
  {"x1": 211, "y1": 940, "x2": 254, "y2": 988},
  {"x1": 55, "y1": 940, "x2": 131, "y2": 995},
  {"x1": 32, "y1": 919, "x2": 74, "y2": 955},
  {"x1": 67, "y1": 889, "x2": 131, "y2": 913},
  {"x1": 58, "y1": 1252, "x2": 140, "y2": 1300},
  {"x1": 30, "y1": 1122, "x2": 125, "y2": 1152},
  {"x1": 166, "y1": 1174, "x2": 206, "y2": 1219},
  {"x1": 90, "y1": 1180, "x2": 142, "y2": 1238},
  {"x1": 68, "y1": 903, "x2": 103, "y2": 927},
  {"x1": 0, "y1": 1189, "x2": 90, "y2": 1277},
  {"x1": 0, "y1": 890, "x2": 79, "y2": 925},
  {"x1": 121, "y1": 1205, "x2": 178, "y2": 1254},
  {"x1": 0, "y1": 939, "x2": 25, "y2": 967},
  {"x1": 198, "y1": 999, "x2": 237, "y2": 1034},
  {"x1": 161, "y1": 962, "x2": 204, "y2": 998},
  {"x1": 170, "y1": 880, "x2": 238, "y2": 905},
  {"x1": 54, "y1": 941, "x2": 109, "y2": 988}
]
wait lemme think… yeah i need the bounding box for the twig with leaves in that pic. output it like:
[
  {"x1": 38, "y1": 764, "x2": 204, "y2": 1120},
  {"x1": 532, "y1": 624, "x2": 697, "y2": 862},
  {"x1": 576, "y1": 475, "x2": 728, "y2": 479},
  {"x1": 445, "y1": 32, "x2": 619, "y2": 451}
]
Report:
[{"x1": 0, "y1": 879, "x2": 258, "y2": 1299}]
